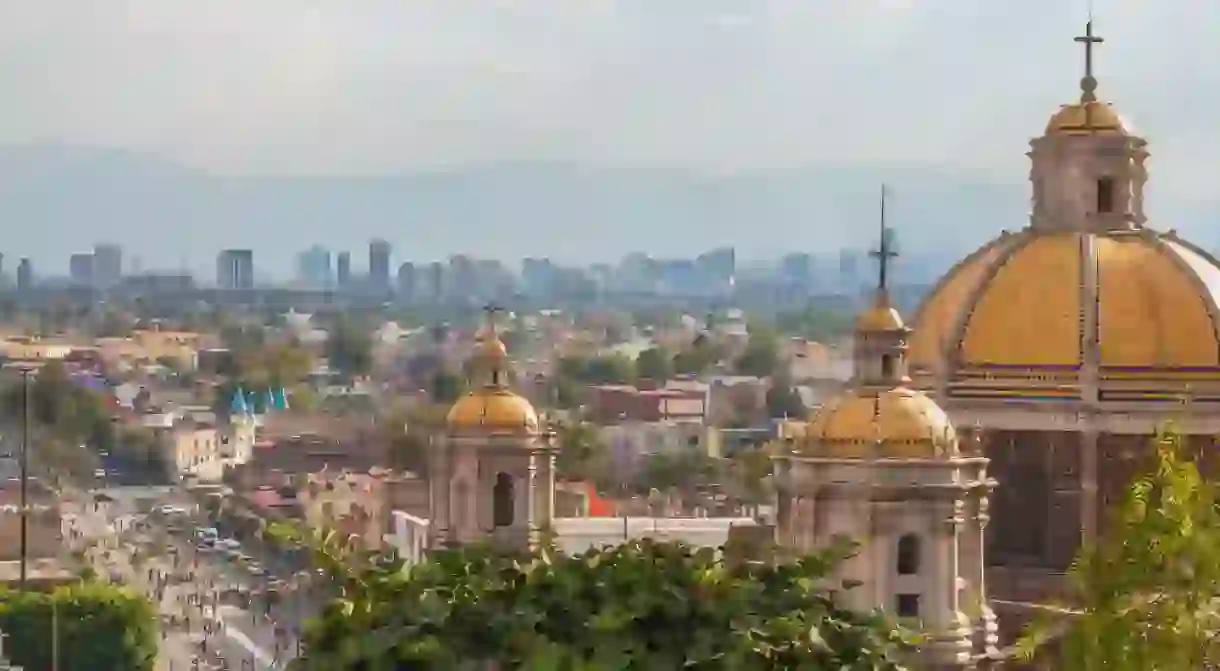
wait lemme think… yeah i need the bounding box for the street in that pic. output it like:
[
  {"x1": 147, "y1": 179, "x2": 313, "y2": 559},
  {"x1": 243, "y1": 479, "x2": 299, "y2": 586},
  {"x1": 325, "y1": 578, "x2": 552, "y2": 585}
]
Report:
[{"x1": 64, "y1": 486, "x2": 317, "y2": 670}]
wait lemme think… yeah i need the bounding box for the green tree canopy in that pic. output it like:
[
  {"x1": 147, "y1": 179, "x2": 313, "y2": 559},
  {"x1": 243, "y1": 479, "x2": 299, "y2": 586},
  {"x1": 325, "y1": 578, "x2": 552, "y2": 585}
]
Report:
[
  {"x1": 766, "y1": 377, "x2": 808, "y2": 419},
  {"x1": 294, "y1": 539, "x2": 910, "y2": 670},
  {"x1": 672, "y1": 334, "x2": 723, "y2": 376},
  {"x1": 0, "y1": 581, "x2": 158, "y2": 671},
  {"x1": 1019, "y1": 426, "x2": 1220, "y2": 669},
  {"x1": 1, "y1": 362, "x2": 111, "y2": 481},
  {"x1": 634, "y1": 346, "x2": 674, "y2": 382},
  {"x1": 326, "y1": 318, "x2": 374, "y2": 379},
  {"x1": 734, "y1": 329, "x2": 781, "y2": 377},
  {"x1": 554, "y1": 420, "x2": 608, "y2": 482},
  {"x1": 557, "y1": 354, "x2": 636, "y2": 386}
]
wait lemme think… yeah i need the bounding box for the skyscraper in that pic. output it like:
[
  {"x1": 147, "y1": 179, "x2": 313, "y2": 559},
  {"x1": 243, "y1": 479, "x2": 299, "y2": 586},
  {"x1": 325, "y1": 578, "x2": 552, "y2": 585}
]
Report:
[
  {"x1": 216, "y1": 249, "x2": 254, "y2": 290},
  {"x1": 397, "y1": 261, "x2": 416, "y2": 302},
  {"x1": 297, "y1": 245, "x2": 332, "y2": 288},
  {"x1": 336, "y1": 251, "x2": 352, "y2": 289},
  {"x1": 15, "y1": 258, "x2": 33, "y2": 292},
  {"x1": 368, "y1": 238, "x2": 392, "y2": 290},
  {"x1": 69, "y1": 253, "x2": 95, "y2": 287},
  {"x1": 93, "y1": 243, "x2": 123, "y2": 289}
]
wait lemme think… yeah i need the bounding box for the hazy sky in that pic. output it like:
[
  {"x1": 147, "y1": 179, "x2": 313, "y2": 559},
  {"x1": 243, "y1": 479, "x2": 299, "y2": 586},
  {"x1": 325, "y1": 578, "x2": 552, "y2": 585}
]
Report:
[{"x1": 2, "y1": 0, "x2": 1218, "y2": 197}]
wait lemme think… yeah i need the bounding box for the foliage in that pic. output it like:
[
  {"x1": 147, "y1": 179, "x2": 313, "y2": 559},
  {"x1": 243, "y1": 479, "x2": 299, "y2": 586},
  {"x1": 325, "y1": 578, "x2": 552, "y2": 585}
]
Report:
[
  {"x1": 672, "y1": 333, "x2": 723, "y2": 375},
  {"x1": 728, "y1": 443, "x2": 778, "y2": 504},
  {"x1": 635, "y1": 450, "x2": 723, "y2": 495},
  {"x1": 238, "y1": 341, "x2": 314, "y2": 387},
  {"x1": 0, "y1": 362, "x2": 110, "y2": 481},
  {"x1": 430, "y1": 369, "x2": 467, "y2": 404},
  {"x1": 733, "y1": 329, "x2": 781, "y2": 377},
  {"x1": 0, "y1": 581, "x2": 159, "y2": 671},
  {"x1": 765, "y1": 376, "x2": 808, "y2": 419},
  {"x1": 554, "y1": 420, "x2": 609, "y2": 482},
  {"x1": 634, "y1": 346, "x2": 673, "y2": 382},
  {"x1": 292, "y1": 538, "x2": 911, "y2": 670},
  {"x1": 557, "y1": 354, "x2": 636, "y2": 386},
  {"x1": 326, "y1": 318, "x2": 375, "y2": 379},
  {"x1": 1018, "y1": 425, "x2": 1220, "y2": 669}
]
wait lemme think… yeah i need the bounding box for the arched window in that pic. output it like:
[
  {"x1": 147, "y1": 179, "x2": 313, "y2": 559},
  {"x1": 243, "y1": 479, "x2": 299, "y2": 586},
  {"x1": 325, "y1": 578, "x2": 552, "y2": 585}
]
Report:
[
  {"x1": 880, "y1": 354, "x2": 896, "y2": 379},
  {"x1": 493, "y1": 472, "x2": 515, "y2": 527},
  {"x1": 1097, "y1": 177, "x2": 1115, "y2": 214},
  {"x1": 896, "y1": 534, "x2": 921, "y2": 575}
]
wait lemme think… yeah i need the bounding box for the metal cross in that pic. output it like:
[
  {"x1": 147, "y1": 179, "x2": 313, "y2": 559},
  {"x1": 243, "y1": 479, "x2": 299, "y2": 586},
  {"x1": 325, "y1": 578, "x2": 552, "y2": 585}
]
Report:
[
  {"x1": 868, "y1": 185, "x2": 898, "y2": 293},
  {"x1": 1074, "y1": 20, "x2": 1104, "y2": 80}
]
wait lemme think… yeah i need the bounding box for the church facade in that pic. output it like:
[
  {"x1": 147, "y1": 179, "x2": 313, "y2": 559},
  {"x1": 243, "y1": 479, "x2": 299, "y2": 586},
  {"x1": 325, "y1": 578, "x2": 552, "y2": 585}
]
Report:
[{"x1": 908, "y1": 23, "x2": 1220, "y2": 613}]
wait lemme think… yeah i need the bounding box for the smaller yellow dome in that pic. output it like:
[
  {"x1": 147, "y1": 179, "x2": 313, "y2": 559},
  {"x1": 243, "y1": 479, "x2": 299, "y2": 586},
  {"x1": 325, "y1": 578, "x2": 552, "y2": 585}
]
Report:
[
  {"x1": 446, "y1": 387, "x2": 540, "y2": 435},
  {"x1": 802, "y1": 387, "x2": 956, "y2": 459},
  {"x1": 1046, "y1": 101, "x2": 1129, "y2": 135},
  {"x1": 855, "y1": 304, "x2": 906, "y2": 332}
]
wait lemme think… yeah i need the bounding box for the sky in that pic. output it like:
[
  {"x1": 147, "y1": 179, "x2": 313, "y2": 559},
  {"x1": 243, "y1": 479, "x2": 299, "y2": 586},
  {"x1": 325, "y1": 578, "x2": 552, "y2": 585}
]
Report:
[{"x1": 1, "y1": 0, "x2": 1219, "y2": 198}]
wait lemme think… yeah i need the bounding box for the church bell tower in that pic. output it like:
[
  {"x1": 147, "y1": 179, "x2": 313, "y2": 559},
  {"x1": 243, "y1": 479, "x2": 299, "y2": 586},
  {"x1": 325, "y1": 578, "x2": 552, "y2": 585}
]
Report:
[{"x1": 1029, "y1": 21, "x2": 1148, "y2": 234}]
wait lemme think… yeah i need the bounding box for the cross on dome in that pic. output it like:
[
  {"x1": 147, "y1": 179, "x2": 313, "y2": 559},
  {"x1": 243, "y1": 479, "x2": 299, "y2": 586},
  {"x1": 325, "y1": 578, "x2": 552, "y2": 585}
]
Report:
[
  {"x1": 1074, "y1": 20, "x2": 1104, "y2": 104},
  {"x1": 868, "y1": 184, "x2": 898, "y2": 297}
]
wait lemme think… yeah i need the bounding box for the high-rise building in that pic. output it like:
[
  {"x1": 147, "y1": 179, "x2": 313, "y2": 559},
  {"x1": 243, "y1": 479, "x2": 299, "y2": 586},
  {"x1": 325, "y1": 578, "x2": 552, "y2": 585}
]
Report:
[
  {"x1": 429, "y1": 261, "x2": 444, "y2": 302},
  {"x1": 397, "y1": 261, "x2": 416, "y2": 302},
  {"x1": 368, "y1": 238, "x2": 392, "y2": 290},
  {"x1": 336, "y1": 252, "x2": 352, "y2": 289},
  {"x1": 297, "y1": 245, "x2": 332, "y2": 288},
  {"x1": 15, "y1": 258, "x2": 33, "y2": 292},
  {"x1": 216, "y1": 249, "x2": 255, "y2": 290},
  {"x1": 93, "y1": 243, "x2": 123, "y2": 289},
  {"x1": 69, "y1": 253, "x2": 95, "y2": 287}
]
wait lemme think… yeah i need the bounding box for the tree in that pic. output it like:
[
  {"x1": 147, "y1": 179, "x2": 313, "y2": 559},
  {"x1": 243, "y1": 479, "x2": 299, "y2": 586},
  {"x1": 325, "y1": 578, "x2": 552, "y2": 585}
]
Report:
[
  {"x1": 635, "y1": 346, "x2": 673, "y2": 382},
  {"x1": 1018, "y1": 425, "x2": 1220, "y2": 668},
  {"x1": 554, "y1": 421, "x2": 608, "y2": 482},
  {"x1": 557, "y1": 355, "x2": 635, "y2": 386},
  {"x1": 293, "y1": 539, "x2": 911, "y2": 669},
  {"x1": 326, "y1": 319, "x2": 374, "y2": 379},
  {"x1": 729, "y1": 442, "x2": 779, "y2": 504},
  {"x1": 766, "y1": 375, "x2": 807, "y2": 419},
  {"x1": 672, "y1": 334, "x2": 721, "y2": 375},
  {"x1": 1, "y1": 362, "x2": 112, "y2": 481},
  {"x1": 430, "y1": 369, "x2": 466, "y2": 404},
  {"x1": 0, "y1": 581, "x2": 158, "y2": 671},
  {"x1": 734, "y1": 330, "x2": 781, "y2": 377}
]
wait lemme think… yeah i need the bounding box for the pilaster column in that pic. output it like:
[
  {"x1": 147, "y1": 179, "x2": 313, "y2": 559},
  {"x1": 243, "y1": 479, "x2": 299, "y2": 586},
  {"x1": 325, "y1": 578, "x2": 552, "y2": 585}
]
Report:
[{"x1": 1081, "y1": 425, "x2": 1099, "y2": 545}]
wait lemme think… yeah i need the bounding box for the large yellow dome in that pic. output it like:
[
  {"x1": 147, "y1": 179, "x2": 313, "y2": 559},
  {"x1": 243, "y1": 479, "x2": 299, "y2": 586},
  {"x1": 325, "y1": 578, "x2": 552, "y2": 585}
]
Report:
[
  {"x1": 802, "y1": 387, "x2": 958, "y2": 459},
  {"x1": 909, "y1": 229, "x2": 1220, "y2": 401},
  {"x1": 447, "y1": 388, "x2": 540, "y2": 435}
]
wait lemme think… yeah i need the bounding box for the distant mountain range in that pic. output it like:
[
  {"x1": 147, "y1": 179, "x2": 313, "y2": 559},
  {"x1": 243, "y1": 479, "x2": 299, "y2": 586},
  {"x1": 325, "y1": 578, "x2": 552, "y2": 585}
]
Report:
[{"x1": 0, "y1": 143, "x2": 1216, "y2": 280}]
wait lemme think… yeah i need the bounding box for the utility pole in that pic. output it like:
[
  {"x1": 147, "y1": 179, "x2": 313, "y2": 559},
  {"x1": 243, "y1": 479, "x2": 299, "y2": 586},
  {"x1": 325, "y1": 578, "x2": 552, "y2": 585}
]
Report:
[{"x1": 18, "y1": 366, "x2": 34, "y2": 591}]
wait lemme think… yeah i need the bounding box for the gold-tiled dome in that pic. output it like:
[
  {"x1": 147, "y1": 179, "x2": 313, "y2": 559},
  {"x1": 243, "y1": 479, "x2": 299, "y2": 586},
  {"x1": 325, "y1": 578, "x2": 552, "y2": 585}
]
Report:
[
  {"x1": 446, "y1": 388, "x2": 539, "y2": 435},
  {"x1": 802, "y1": 387, "x2": 957, "y2": 459},
  {"x1": 446, "y1": 317, "x2": 540, "y2": 436},
  {"x1": 909, "y1": 231, "x2": 1220, "y2": 376}
]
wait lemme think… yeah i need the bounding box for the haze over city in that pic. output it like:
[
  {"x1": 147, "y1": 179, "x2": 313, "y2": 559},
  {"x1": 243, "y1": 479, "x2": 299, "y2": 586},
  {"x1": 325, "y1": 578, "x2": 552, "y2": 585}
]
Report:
[{"x1": 3, "y1": 0, "x2": 1219, "y2": 272}]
